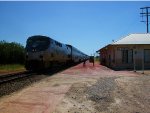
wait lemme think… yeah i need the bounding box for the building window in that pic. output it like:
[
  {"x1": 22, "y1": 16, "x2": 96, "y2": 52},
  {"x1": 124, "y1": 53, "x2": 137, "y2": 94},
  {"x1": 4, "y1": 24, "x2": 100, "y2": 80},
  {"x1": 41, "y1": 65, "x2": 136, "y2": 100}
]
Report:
[
  {"x1": 122, "y1": 49, "x2": 133, "y2": 63},
  {"x1": 144, "y1": 49, "x2": 150, "y2": 63}
]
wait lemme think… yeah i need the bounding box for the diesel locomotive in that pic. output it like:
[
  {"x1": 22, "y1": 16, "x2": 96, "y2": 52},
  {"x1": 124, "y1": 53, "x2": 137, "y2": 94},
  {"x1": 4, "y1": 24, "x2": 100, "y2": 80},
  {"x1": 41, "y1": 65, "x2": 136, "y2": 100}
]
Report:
[{"x1": 25, "y1": 35, "x2": 89, "y2": 70}]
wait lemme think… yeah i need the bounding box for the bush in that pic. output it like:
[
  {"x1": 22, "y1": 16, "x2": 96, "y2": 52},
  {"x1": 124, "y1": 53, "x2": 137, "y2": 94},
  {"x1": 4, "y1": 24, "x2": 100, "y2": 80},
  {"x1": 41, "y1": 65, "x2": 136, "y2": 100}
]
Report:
[{"x1": 0, "y1": 40, "x2": 25, "y2": 64}]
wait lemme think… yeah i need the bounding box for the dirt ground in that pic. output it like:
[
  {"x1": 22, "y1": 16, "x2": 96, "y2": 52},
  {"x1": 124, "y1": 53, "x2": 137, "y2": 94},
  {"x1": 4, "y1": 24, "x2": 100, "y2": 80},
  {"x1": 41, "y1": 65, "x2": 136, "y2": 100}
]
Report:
[{"x1": 0, "y1": 61, "x2": 150, "y2": 113}]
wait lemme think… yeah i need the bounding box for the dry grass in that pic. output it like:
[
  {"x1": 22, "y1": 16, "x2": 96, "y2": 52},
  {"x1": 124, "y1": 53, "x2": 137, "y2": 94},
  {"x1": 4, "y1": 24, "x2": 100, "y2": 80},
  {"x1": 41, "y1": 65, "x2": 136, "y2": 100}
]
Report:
[{"x1": 0, "y1": 64, "x2": 25, "y2": 74}]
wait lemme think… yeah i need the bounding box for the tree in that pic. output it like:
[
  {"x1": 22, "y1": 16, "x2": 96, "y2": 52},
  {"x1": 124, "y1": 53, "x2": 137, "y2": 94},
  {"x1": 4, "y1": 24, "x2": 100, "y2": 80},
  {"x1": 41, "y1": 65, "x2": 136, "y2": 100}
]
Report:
[{"x1": 0, "y1": 41, "x2": 25, "y2": 64}]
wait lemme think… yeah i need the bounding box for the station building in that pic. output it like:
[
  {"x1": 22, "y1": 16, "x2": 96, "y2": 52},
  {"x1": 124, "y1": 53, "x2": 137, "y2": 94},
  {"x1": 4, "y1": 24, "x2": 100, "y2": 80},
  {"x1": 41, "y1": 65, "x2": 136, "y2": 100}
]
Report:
[{"x1": 97, "y1": 33, "x2": 150, "y2": 70}]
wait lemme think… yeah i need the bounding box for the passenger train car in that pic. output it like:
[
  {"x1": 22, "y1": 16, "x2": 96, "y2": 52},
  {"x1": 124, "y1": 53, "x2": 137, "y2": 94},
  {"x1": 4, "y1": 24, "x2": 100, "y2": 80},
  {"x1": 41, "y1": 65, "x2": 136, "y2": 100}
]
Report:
[{"x1": 25, "y1": 35, "x2": 89, "y2": 70}]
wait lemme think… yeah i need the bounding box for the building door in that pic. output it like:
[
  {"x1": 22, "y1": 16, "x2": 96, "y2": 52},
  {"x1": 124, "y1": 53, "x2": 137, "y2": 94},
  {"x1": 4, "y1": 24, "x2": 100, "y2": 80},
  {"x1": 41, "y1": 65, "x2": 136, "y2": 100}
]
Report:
[
  {"x1": 128, "y1": 50, "x2": 133, "y2": 63},
  {"x1": 122, "y1": 49, "x2": 133, "y2": 64},
  {"x1": 109, "y1": 55, "x2": 111, "y2": 66}
]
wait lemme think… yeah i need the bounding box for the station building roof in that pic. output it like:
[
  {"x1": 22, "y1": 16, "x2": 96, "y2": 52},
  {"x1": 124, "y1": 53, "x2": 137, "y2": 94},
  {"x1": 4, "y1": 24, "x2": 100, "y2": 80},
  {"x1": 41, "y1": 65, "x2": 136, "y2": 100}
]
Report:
[
  {"x1": 97, "y1": 33, "x2": 150, "y2": 53},
  {"x1": 112, "y1": 33, "x2": 150, "y2": 45}
]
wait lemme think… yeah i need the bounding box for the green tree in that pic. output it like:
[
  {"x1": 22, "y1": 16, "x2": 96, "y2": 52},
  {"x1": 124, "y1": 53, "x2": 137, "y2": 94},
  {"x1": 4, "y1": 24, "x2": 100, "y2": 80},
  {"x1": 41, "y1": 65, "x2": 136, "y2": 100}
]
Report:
[{"x1": 0, "y1": 41, "x2": 25, "y2": 64}]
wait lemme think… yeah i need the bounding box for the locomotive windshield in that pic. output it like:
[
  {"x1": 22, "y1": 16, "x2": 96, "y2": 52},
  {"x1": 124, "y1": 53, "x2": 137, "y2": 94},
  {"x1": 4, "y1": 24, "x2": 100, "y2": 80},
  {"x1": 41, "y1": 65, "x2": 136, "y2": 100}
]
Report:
[{"x1": 26, "y1": 36, "x2": 50, "y2": 52}]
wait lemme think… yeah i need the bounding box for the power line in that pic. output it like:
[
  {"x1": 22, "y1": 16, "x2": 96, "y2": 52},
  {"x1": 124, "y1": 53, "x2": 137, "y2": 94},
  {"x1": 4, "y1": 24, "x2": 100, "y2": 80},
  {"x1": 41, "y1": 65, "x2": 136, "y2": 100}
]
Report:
[{"x1": 140, "y1": 7, "x2": 150, "y2": 33}]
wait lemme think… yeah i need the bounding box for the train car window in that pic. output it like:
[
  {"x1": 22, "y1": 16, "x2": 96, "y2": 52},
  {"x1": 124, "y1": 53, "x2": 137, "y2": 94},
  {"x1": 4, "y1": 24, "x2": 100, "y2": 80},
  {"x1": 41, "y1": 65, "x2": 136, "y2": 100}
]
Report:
[
  {"x1": 55, "y1": 41, "x2": 62, "y2": 47},
  {"x1": 55, "y1": 41, "x2": 57, "y2": 45}
]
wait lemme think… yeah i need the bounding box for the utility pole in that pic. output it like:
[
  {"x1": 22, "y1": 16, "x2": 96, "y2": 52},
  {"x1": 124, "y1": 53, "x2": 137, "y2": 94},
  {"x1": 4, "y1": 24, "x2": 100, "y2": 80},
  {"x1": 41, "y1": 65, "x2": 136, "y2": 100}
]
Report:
[{"x1": 140, "y1": 7, "x2": 150, "y2": 33}]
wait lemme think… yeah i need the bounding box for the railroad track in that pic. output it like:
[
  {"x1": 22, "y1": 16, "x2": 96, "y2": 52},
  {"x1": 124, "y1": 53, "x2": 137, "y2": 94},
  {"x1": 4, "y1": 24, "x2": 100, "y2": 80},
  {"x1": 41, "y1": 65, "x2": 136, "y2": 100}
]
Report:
[{"x1": 0, "y1": 71, "x2": 34, "y2": 84}]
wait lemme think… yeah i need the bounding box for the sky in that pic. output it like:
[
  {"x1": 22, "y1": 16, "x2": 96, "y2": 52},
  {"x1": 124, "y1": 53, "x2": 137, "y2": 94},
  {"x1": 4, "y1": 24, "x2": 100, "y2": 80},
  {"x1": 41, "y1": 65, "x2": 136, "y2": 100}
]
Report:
[{"x1": 0, "y1": 1, "x2": 150, "y2": 55}]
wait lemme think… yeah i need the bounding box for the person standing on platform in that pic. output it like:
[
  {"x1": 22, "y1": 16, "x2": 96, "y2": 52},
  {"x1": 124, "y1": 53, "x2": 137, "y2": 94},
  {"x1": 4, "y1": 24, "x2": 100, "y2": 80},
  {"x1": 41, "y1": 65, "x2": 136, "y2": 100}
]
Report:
[
  {"x1": 89, "y1": 56, "x2": 94, "y2": 66},
  {"x1": 83, "y1": 60, "x2": 86, "y2": 67}
]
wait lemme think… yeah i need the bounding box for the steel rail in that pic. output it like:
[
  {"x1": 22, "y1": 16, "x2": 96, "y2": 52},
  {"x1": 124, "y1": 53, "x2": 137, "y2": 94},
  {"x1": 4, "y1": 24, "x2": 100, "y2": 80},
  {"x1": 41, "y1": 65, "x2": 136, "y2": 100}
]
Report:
[{"x1": 0, "y1": 71, "x2": 34, "y2": 84}]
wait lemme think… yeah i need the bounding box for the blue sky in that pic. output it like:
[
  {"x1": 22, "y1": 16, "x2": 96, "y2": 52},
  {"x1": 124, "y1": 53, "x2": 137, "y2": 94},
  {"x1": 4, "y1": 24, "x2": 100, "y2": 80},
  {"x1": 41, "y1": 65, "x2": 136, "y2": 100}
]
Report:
[{"x1": 0, "y1": 1, "x2": 149, "y2": 55}]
